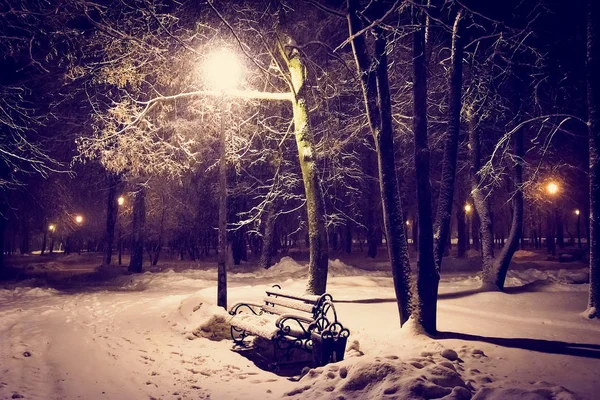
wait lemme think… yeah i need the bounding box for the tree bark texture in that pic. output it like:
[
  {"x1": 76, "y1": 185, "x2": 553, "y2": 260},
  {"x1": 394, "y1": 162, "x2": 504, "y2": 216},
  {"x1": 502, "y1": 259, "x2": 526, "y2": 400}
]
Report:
[
  {"x1": 104, "y1": 174, "x2": 120, "y2": 266},
  {"x1": 434, "y1": 9, "x2": 463, "y2": 271},
  {"x1": 347, "y1": 0, "x2": 412, "y2": 326},
  {"x1": 413, "y1": 3, "x2": 438, "y2": 335},
  {"x1": 283, "y1": 41, "x2": 329, "y2": 295},
  {"x1": 587, "y1": 0, "x2": 600, "y2": 318},
  {"x1": 128, "y1": 185, "x2": 146, "y2": 273}
]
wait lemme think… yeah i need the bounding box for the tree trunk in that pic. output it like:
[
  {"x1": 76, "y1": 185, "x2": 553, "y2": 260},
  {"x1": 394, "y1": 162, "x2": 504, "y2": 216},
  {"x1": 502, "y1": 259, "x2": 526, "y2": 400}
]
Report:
[
  {"x1": 260, "y1": 200, "x2": 277, "y2": 269},
  {"x1": 0, "y1": 192, "x2": 7, "y2": 274},
  {"x1": 467, "y1": 110, "x2": 495, "y2": 273},
  {"x1": 41, "y1": 227, "x2": 47, "y2": 256},
  {"x1": 434, "y1": 9, "x2": 464, "y2": 271},
  {"x1": 587, "y1": 0, "x2": 600, "y2": 318},
  {"x1": 365, "y1": 147, "x2": 380, "y2": 259},
  {"x1": 281, "y1": 38, "x2": 329, "y2": 295},
  {"x1": 347, "y1": 1, "x2": 412, "y2": 325},
  {"x1": 413, "y1": 4, "x2": 438, "y2": 334},
  {"x1": 128, "y1": 185, "x2": 146, "y2": 273},
  {"x1": 482, "y1": 128, "x2": 524, "y2": 290},
  {"x1": 104, "y1": 174, "x2": 120, "y2": 266},
  {"x1": 345, "y1": 221, "x2": 352, "y2": 254},
  {"x1": 152, "y1": 204, "x2": 166, "y2": 266}
]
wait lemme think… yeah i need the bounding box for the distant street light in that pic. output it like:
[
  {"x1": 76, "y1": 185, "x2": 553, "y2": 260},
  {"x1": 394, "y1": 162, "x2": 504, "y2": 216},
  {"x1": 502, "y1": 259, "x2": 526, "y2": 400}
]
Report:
[
  {"x1": 205, "y1": 48, "x2": 243, "y2": 309},
  {"x1": 117, "y1": 196, "x2": 125, "y2": 265},
  {"x1": 545, "y1": 181, "x2": 559, "y2": 255},
  {"x1": 75, "y1": 215, "x2": 83, "y2": 224},
  {"x1": 464, "y1": 204, "x2": 472, "y2": 250},
  {"x1": 575, "y1": 209, "x2": 582, "y2": 248},
  {"x1": 48, "y1": 224, "x2": 56, "y2": 232}
]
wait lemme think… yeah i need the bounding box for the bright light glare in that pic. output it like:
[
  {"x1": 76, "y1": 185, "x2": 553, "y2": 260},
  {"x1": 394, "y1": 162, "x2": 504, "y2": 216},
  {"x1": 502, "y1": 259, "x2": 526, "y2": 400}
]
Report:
[
  {"x1": 49, "y1": 224, "x2": 55, "y2": 232},
  {"x1": 75, "y1": 215, "x2": 83, "y2": 224},
  {"x1": 546, "y1": 182, "x2": 559, "y2": 196},
  {"x1": 464, "y1": 204, "x2": 472, "y2": 213},
  {"x1": 575, "y1": 209, "x2": 580, "y2": 216},
  {"x1": 204, "y1": 49, "x2": 243, "y2": 91},
  {"x1": 118, "y1": 196, "x2": 125, "y2": 206},
  {"x1": 406, "y1": 220, "x2": 410, "y2": 226}
]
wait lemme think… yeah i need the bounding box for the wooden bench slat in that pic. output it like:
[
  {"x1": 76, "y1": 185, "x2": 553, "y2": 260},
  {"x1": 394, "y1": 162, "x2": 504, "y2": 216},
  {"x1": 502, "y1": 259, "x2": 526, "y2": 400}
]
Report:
[
  {"x1": 262, "y1": 303, "x2": 313, "y2": 318},
  {"x1": 265, "y1": 288, "x2": 322, "y2": 303},
  {"x1": 263, "y1": 296, "x2": 315, "y2": 314}
]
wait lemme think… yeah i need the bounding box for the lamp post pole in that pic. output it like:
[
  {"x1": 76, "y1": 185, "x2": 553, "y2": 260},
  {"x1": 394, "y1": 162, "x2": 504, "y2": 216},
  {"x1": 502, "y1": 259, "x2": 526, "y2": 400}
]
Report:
[
  {"x1": 576, "y1": 209, "x2": 582, "y2": 249},
  {"x1": 217, "y1": 98, "x2": 228, "y2": 309}
]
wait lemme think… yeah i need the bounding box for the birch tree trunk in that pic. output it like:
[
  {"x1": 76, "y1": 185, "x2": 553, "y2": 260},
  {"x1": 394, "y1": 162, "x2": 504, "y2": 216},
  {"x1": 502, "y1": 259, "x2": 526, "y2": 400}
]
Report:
[
  {"x1": 587, "y1": 0, "x2": 600, "y2": 318},
  {"x1": 347, "y1": 0, "x2": 412, "y2": 325},
  {"x1": 280, "y1": 39, "x2": 329, "y2": 295},
  {"x1": 434, "y1": 10, "x2": 464, "y2": 270}
]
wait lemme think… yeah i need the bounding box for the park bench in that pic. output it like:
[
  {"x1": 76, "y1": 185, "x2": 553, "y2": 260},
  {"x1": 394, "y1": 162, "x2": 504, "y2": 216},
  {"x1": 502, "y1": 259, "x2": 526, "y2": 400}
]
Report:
[{"x1": 228, "y1": 285, "x2": 349, "y2": 367}]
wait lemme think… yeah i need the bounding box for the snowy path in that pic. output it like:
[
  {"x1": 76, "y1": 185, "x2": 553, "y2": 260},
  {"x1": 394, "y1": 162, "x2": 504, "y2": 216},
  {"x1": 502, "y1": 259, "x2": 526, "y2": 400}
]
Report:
[{"x1": 1, "y1": 259, "x2": 599, "y2": 399}]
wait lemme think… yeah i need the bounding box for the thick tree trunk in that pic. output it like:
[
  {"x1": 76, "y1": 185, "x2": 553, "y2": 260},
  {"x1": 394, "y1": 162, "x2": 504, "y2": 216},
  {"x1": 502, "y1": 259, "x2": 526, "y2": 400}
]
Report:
[
  {"x1": 587, "y1": 0, "x2": 600, "y2": 318},
  {"x1": 413, "y1": 5, "x2": 437, "y2": 334},
  {"x1": 482, "y1": 128, "x2": 524, "y2": 290},
  {"x1": 282, "y1": 40, "x2": 329, "y2": 295},
  {"x1": 128, "y1": 185, "x2": 146, "y2": 273},
  {"x1": 375, "y1": 28, "x2": 413, "y2": 323},
  {"x1": 434, "y1": 9, "x2": 463, "y2": 271},
  {"x1": 347, "y1": 0, "x2": 412, "y2": 325},
  {"x1": 365, "y1": 147, "x2": 380, "y2": 259},
  {"x1": 104, "y1": 174, "x2": 120, "y2": 266}
]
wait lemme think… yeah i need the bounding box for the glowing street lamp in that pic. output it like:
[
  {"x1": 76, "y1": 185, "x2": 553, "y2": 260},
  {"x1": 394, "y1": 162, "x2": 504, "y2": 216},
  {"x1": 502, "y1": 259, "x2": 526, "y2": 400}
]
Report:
[
  {"x1": 204, "y1": 48, "x2": 243, "y2": 309},
  {"x1": 118, "y1": 196, "x2": 125, "y2": 206},
  {"x1": 464, "y1": 204, "x2": 472, "y2": 213},
  {"x1": 546, "y1": 181, "x2": 559, "y2": 196},
  {"x1": 204, "y1": 48, "x2": 243, "y2": 92},
  {"x1": 48, "y1": 224, "x2": 56, "y2": 232},
  {"x1": 75, "y1": 215, "x2": 83, "y2": 224}
]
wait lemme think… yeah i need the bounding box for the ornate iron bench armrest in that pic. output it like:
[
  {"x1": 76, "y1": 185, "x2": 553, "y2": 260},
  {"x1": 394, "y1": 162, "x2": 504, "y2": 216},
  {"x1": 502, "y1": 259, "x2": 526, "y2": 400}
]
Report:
[
  {"x1": 229, "y1": 302, "x2": 265, "y2": 316},
  {"x1": 275, "y1": 313, "x2": 315, "y2": 339}
]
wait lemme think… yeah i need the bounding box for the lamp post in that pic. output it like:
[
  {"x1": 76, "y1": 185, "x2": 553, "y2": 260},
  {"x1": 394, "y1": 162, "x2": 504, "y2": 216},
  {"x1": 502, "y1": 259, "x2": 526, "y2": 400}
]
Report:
[
  {"x1": 48, "y1": 224, "x2": 56, "y2": 254},
  {"x1": 118, "y1": 196, "x2": 125, "y2": 265},
  {"x1": 545, "y1": 181, "x2": 559, "y2": 255},
  {"x1": 74, "y1": 215, "x2": 84, "y2": 255},
  {"x1": 575, "y1": 209, "x2": 581, "y2": 249},
  {"x1": 204, "y1": 48, "x2": 243, "y2": 309},
  {"x1": 464, "y1": 204, "x2": 472, "y2": 250}
]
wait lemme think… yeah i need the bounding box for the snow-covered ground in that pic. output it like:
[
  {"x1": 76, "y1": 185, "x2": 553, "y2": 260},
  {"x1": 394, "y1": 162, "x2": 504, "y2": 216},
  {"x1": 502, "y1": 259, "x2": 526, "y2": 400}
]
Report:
[{"x1": 0, "y1": 252, "x2": 598, "y2": 400}]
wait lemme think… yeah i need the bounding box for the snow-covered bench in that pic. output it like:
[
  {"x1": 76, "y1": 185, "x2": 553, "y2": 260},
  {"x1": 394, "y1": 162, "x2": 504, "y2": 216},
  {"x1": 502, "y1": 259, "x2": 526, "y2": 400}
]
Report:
[{"x1": 228, "y1": 285, "x2": 349, "y2": 366}]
